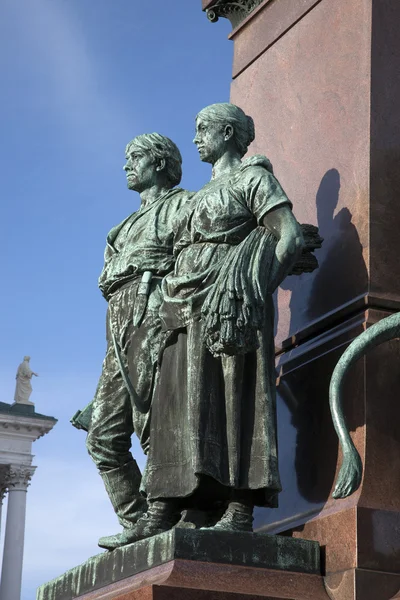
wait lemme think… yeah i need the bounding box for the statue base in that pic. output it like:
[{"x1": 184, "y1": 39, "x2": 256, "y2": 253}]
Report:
[
  {"x1": 10, "y1": 402, "x2": 35, "y2": 414},
  {"x1": 14, "y1": 400, "x2": 35, "y2": 406},
  {"x1": 37, "y1": 529, "x2": 324, "y2": 600}
]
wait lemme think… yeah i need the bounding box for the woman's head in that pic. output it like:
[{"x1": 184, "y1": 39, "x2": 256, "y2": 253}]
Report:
[{"x1": 194, "y1": 103, "x2": 255, "y2": 164}]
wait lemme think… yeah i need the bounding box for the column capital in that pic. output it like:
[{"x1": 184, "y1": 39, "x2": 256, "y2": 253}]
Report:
[
  {"x1": 5, "y1": 465, "x2": 36, "y2": 491},
  {"x1": 206, "y1": 0, "x2": 264, "y2": 29}
]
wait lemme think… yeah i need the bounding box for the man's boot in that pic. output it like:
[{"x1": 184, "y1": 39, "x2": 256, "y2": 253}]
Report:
[
  {"x1": 202, "y1": 501, "x2": 254, "y2": 533},
  {"x1": 110, "y1": 499, "x2": 181, "y2": 549},
  {"x1": 98, "y1": 460, "x2": 147, "y2": 550}
]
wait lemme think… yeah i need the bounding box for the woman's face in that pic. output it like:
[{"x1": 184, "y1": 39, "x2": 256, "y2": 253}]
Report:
[{"x1": 193, "y1": 116, "x2": 227, "y2": 165}]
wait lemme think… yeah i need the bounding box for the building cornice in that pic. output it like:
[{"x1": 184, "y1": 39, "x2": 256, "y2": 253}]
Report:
[
  {"x1": 0, "y1": 412, "x2": 57, "y2": 465},
  {"x1": 0, "y1": 400, "x2": 57, "y2": 422},
  {"x1": 0, "y1": 413, "x2": 56, "y2": 441},
  {"x1": 205, "y1": 0, "x2": 264, "y2": 29}
]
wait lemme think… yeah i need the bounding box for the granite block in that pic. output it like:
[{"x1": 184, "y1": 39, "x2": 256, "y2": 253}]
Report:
[{"x1": 37, "y1": 529, "x2": 320, "y2": 600}]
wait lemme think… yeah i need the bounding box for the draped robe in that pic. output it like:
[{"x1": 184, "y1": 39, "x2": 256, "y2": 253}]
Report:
[{"x1": 145, "y1": 157, "x2": 292, "y2": 507}]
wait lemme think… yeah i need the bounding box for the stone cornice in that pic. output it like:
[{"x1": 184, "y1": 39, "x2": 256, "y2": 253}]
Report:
[
  {"x1": 0, "y1": 400, "x2": 57, "y2": 422},
  {"x1": 206, "y1": 0, "x2": 264, "y2": 29},
  {"x1": 0, "y1": 413, "x2": 56, "y2": 442}
]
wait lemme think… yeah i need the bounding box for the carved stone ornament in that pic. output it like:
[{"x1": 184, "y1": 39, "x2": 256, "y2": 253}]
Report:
[
  {"x1": 5, "y1": 465, "x2": 36, "y2": 491},
  {"x1": 206, "y1": 0, "x2": 264, "y2": 29}
]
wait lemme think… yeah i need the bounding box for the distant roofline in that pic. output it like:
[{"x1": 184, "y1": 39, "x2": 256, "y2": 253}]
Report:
[{"x1": 0, "y1": 401, "x2": 57, "y2": 422}]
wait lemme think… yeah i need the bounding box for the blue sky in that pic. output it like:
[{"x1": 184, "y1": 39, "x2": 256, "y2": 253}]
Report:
[{"x1": 0, "y1": 1, "x2": 232, "y2": 597}]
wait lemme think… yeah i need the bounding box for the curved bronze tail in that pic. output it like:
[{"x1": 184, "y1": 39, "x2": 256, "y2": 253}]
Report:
[{"x1": 330, "y1": 311, "x2": 400, "y2": 498}]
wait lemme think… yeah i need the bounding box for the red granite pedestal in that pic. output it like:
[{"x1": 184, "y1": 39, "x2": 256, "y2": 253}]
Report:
[
  {"x1": 209, "y1": 0, "x2": 400, "y2": 598},
  {"x1": 48, "y1": 561, "x2": 329, "y2": 600},
  {"x1": 37, "y1": 530, "x2": 323, "y2": 600}
]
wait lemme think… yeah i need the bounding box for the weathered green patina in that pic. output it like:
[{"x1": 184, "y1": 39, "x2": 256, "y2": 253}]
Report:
[
  {"x1": 330, "y1": 311, "x2": 400, "y2": 499},
  {"x1": 206, "y1": 0, "x2": 264, "y2": 29},
  {"x1": 36, "y1": 529, "x2": 320, "y2": 600},
  {"x1": 141, "y1": 103, "x2": 305, "y2": 535},
  {"x1": 74, "y1": 133, "x2": 193, "y2": 551},
  {"x1": 72, "y1": 106, "x2": 322, "y2": 553}
]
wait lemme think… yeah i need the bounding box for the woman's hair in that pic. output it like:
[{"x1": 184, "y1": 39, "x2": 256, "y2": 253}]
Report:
[
  {"x1": 126, "y1": 133, "x2": 183, "y2": 187},
  {"x1": 196, "y1": 103, "x2": 255, "y2": 157}
]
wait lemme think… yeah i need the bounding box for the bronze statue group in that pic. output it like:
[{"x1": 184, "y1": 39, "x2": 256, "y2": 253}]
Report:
[{"x1": 72, "y1": 103, "x2": 332, "y2": 551}]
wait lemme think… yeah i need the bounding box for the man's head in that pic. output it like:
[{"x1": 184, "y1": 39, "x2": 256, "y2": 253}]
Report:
[{"x1": 123, "y1": 133, "x2": 182, "y2": 193}]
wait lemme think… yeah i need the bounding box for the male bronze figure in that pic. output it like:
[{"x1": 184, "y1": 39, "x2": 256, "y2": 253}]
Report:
[{"x1": 82, "y1": 133, "x2": 192, "y2": 550}]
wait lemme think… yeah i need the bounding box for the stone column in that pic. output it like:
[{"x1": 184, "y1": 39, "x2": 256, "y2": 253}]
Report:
[
  {"x1": 0, "y1": 465, "x2": 10, "y2": 540},
  {"x1": 0, "y1": 465, "x2": 36, "y2": 600},
  {"x1": 0, "y1": 487, "x2": 7, "y2": 539},
  {"x1": 0, "y1": 465, "x2": 9, "y2": 534}
]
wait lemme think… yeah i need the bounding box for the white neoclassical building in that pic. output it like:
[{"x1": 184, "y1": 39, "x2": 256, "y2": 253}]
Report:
[{"x1": 0, "y1": 400, "x2": 56, "y2": 600}]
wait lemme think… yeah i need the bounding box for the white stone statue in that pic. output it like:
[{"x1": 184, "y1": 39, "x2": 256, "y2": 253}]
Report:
[{"x1": 14, "y1": 357, "x2": 38, "y2": 405}]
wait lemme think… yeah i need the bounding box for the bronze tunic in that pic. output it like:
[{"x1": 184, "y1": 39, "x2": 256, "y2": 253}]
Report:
[
  {"x1": 145, "y1": 160, "x2": 292, "y2": 507},
  {"x1": 87, "y1": 188, "x2": 193, "y2": 469}
]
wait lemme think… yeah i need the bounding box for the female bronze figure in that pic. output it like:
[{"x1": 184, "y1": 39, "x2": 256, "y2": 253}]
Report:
[{"x1": 131, "y1": 103, "x2": 305, "y2": 539}]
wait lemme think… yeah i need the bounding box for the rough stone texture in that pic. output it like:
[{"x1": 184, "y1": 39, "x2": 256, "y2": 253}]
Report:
[
  {"x1": 226, "y1": 0, "x2": 400, "y2": 597},
  {"x1": 37, "y1": 530, "x2": 320, "y2": 600}
]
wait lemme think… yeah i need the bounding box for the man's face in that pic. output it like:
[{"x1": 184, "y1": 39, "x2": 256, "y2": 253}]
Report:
[
  {"x1": 123, "y1": 146, "x2": 157, "y2": 192},
  {"x1": 193, "y1": 117, "x2": 226, "y2": 165}
]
